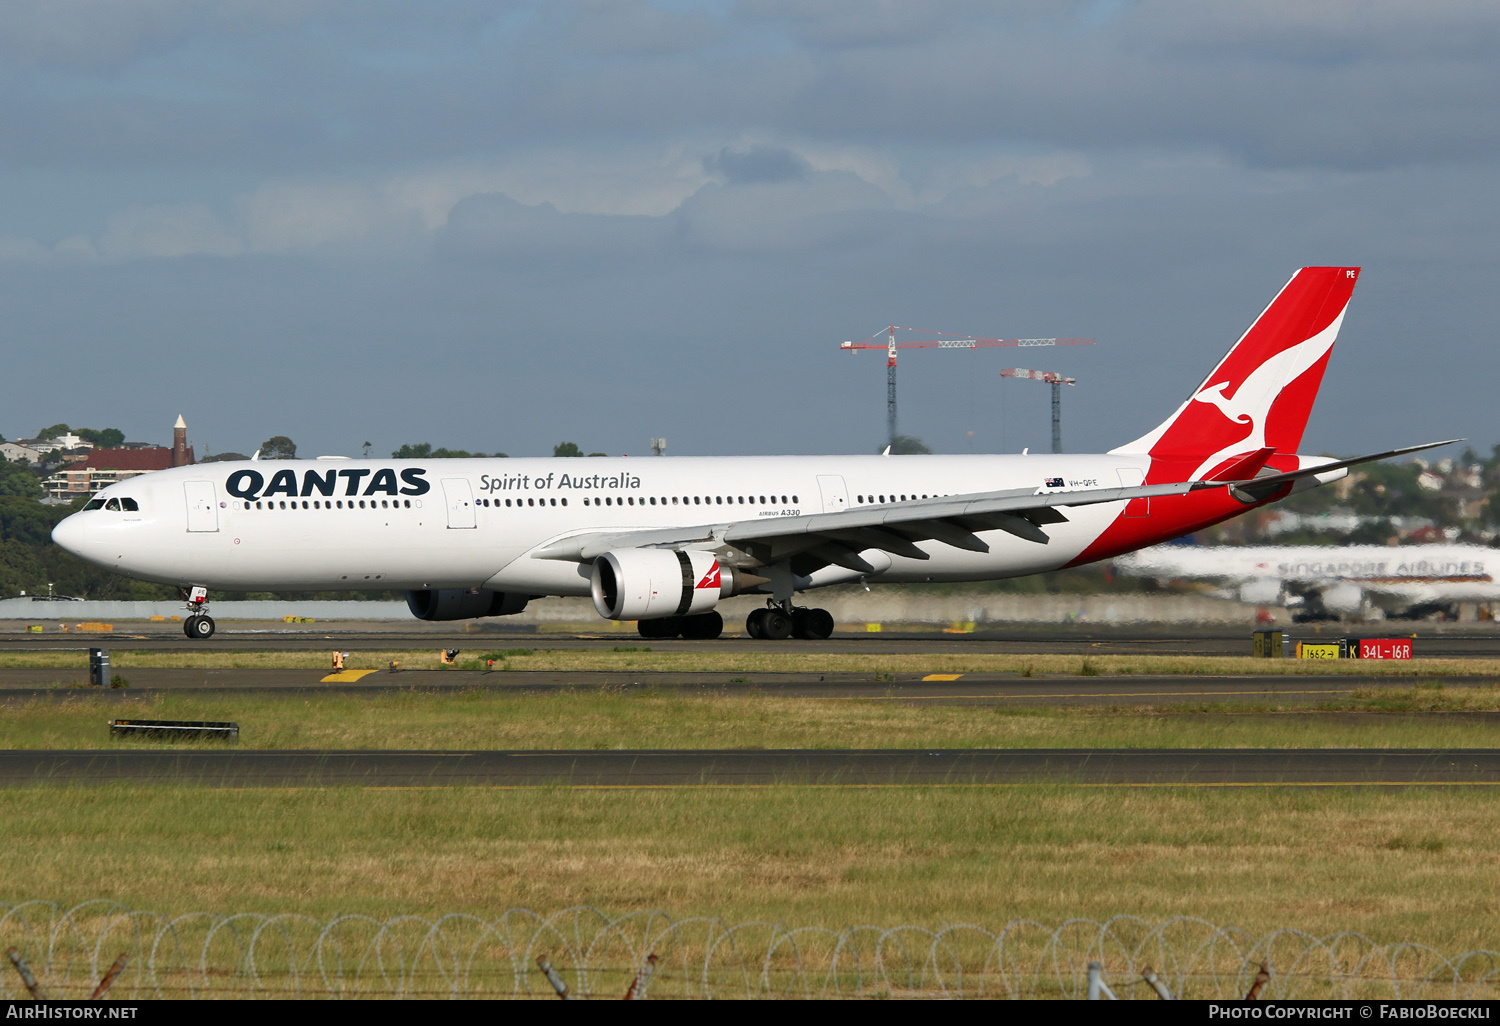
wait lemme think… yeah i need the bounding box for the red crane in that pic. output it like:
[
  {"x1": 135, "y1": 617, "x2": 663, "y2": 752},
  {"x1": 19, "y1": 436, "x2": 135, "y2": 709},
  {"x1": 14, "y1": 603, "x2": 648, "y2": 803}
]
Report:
[
  {"x1": 840, "y1": 327, "x2": 1093, "y2": 450},
  {"x1": 999, "y1": 368, "x2": 1076, "y2": 454}
]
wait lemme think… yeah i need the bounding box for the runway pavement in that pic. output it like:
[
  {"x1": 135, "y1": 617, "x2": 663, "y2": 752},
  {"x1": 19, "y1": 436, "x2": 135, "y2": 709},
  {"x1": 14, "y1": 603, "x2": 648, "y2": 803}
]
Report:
[
  {"x1": 0, "y1": 668, "x2": 1490, "y2": 706},
  {"x1": 4, "y1": 620, "x2": 1498, "y2": 658},
  {"x1": 4, "y1": 748, "x2": 1497, "y2": 787}
]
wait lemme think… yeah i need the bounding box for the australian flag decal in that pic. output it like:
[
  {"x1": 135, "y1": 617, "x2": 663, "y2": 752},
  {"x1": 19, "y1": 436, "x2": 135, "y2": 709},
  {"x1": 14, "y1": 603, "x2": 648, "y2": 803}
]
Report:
[{"x1": 1045, "y1": 477, "x2": 1065, "y2": 488}]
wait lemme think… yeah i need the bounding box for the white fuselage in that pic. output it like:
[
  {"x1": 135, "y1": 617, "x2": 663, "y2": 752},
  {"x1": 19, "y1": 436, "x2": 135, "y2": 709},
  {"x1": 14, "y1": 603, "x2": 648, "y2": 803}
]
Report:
[
  {"x1": 55, "y1": 453, "x2": 1154, "y2": 595},
  {"x1": 1116, "y1": 543, "x2": 1499, "y2": 610}
]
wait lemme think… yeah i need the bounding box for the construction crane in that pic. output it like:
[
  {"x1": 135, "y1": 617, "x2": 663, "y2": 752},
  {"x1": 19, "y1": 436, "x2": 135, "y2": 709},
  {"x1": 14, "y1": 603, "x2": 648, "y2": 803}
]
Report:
[
  {"x1": 841, "y1": 327, "x2": 1093, "y2": 450},
  {"x1": 999, "y1": 368, "x2": 1076, "y2": 454}
]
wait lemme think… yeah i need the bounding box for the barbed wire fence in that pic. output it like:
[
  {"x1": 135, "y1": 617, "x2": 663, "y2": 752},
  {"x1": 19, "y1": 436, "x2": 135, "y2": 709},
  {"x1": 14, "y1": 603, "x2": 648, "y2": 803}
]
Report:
[{"x1": 2, "y1": 902, "x2": 1498, "y2": 1000}]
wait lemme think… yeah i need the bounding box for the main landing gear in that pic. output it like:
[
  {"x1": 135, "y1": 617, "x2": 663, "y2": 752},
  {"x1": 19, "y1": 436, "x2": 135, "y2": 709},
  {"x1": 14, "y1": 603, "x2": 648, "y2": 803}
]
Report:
[
  {"x1": 634, "y1": 603, "x2": 835, "y2": 642},
  {"x1": 746, "y1": 603, "x2": 834, "y2": 641},
  {"x1": 637, "y1": 610, "x2": 724, "y2": 641},
  {"x1": 181, "y1": 585, "x2": 215, "y2": 640}
]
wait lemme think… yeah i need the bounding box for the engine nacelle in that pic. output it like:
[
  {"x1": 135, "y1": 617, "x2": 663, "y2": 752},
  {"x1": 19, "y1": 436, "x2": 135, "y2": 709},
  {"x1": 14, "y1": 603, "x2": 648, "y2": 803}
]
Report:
[
  {"x1": 1237, "y1": 579, "x2": 1285, "y2": 606},
  {"x1": 406, "y1": 589, "x2": 530, "y2": 621},
  {"x1": 1320, "y1": 582, "x2": 1366, "y2": 616},
  {"x1": 591, "y1": 549, "x2": 742, "y2": 620}
]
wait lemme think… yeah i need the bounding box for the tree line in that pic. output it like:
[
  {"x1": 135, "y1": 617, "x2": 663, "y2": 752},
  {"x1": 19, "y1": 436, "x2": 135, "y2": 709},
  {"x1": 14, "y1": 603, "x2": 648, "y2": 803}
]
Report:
[{"x1": 241, "y1": 437, "x2": 613, "y2": 460}]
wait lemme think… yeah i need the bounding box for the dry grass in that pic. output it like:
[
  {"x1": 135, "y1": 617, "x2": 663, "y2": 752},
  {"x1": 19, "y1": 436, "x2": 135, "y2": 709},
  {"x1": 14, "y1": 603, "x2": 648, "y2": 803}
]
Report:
[
  {"x1": 4, "y1": 784, "x2": 1497, "y2": 951},
  {"x1": 5, "y1": 687, "x2": 1500, "y2": 750},
  {"x1": 0, "y1": 648, "x2": 1493, "y2": 677}
]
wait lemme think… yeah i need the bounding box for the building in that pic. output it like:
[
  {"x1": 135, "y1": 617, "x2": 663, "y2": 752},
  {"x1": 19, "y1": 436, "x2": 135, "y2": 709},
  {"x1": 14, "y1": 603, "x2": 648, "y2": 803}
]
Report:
[
  {"x1": 42, "y1": 416, "x2": 195, "y2": 500},
  {"x1": 18, "y1": 432, "x2": 89, "y2": 455},
  {"x1": 1, "y1": 442, "x2": 41, "y2": 464}
]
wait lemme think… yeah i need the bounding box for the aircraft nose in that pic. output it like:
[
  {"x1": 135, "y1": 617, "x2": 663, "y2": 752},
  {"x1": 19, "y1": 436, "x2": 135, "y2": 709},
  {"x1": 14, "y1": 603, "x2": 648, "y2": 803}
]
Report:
[{"x1": 51, "y1": 514, "x2": 92, "y2": 560}]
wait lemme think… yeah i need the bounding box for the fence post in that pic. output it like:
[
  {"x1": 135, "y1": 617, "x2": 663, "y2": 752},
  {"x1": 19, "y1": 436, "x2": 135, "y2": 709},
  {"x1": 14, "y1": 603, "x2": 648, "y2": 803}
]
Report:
[
  {"x1": 91, "y1": 954, "x2": 129, "y2": 1000},
  {"x1": 6, "y1": 948, "x2": 44, "y2": 999},
  {"x1": 1142, "y1": 964, "x2": 1174, "y2": 1000},
  {"x1": 537, "y1": 955, "x2": 572, "y2": 999},
  {"x1": 1246, "y1": 962, "x2": 1271, "y2": 1000},
  {"x1": 1086, "y1": 961, "x2": 1116, "y2": 1000},
  {"x1": 624, "y1": 953, "x2": 658, "y2": 1000}
]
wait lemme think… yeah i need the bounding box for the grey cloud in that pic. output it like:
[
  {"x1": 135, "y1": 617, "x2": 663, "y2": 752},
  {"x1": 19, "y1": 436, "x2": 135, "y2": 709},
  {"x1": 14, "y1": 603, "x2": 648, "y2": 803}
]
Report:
[
  {"x1": 0, "y1": 0, "x2": 1496, "y2": 464},
  {"x1": 703, "y1": 146, "x2": 809, "y2": 185},
  {"x1": 2, "y1": 156, "x2": 1497, "y2": 463},
  {"x1": 435, "y1": 192, "x2": 672, "y2": 264},
  {"x1": 1130, "y1": 0, "x2": 1500, "y2": 62},
  {"x1": 675, "y1": 171, "x2": 896, "y2": 253},
  {"x1": 0, "y1": 2, "x2": 1495, "y2": 174},
  {"x1": 734, "y1": 0, "x2": 1012, "y2": 49},
  {"x1": 553, "y1": 0, "x2": 722, "y2": 56},
  {"x1": 0, "y1": 0, "x2": 206, "y2": 71},
  {"x1": 435, "y1": 167, "x2": 897, "y2": 263}
]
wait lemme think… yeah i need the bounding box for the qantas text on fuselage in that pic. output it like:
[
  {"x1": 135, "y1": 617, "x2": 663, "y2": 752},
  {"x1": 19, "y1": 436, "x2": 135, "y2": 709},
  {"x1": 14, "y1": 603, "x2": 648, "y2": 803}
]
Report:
[{"x1": 50, "y1": 267, "x2": 1456, "y2": 640}]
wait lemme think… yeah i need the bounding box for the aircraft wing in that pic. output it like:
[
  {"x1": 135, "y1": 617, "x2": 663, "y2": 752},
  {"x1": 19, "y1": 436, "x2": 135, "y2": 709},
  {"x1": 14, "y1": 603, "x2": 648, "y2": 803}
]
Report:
[
  {"x1": 531, "y1": 438, "x2": 1457, "y2": 573},
  {"x1": 531, "y1": 478, "x2": 1216, "y2": 572}
]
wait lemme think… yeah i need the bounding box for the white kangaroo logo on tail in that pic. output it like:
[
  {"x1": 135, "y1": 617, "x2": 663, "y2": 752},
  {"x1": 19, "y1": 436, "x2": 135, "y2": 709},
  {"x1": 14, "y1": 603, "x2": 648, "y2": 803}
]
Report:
[{"x1": 1186, "y1": 311, "x2": 1345, "y2": 481}]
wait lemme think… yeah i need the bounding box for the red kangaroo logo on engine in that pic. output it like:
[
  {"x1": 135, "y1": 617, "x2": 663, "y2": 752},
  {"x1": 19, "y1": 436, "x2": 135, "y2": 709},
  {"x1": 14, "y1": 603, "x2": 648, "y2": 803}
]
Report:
[{"x1": 695, "y1": 563, "x2": 722, "y2": 590}]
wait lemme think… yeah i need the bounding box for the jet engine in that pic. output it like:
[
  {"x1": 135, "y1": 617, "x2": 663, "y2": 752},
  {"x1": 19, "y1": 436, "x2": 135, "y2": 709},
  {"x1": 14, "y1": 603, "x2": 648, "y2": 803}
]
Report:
[
  {"x1": 406, "y1": 588, "x2": 531, "y2": 621},
  {"x1": 1320, "y1": 582, "x2": 1366, "y2": 617},
  {"x1": 591, "y1": 549, "x2": 750, "y2": 620},
  {"x1": 1237, "y1": 579, "x2": 1285, "y2": 606}
]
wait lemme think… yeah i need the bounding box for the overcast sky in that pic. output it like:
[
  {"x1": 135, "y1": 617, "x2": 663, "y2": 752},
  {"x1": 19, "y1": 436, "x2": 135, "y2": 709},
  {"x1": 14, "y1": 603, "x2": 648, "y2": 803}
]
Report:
[{"x1": 2, "y1": 0, "x2": 1496, "y2": 461}]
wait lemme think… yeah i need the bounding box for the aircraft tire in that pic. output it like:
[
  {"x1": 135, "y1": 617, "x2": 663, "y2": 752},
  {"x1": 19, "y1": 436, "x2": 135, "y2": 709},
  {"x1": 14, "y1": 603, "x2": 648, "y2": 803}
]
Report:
[
  {"x1": 760, "y1": 609, "x2": 793, "y2": 640},
  {"x1": 189, "y1": 615, "x2": 216, "y2": 640},
  {"x1": 183, "y1": 616, "x2": 199, "y2": 638},
  {"x1": 680, "y1": 610, "x2": 723, "y2": 640},
  {"x1": 638, "y1": 617, "x2": 681, "y2": 639},
  {"x1": 745, "y1": 608, "x2": 767, "y2": 639},
  {"x1": 793, "y1": 608, "x2": 834, "y2": 640}
]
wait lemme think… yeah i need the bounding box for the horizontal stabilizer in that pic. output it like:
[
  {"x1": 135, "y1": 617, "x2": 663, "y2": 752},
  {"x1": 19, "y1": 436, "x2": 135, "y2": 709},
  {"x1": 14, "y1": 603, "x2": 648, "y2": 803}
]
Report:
[
  {"x1": 1222, "y1": 439, "x2": 1461, "y2": 502},
  {"x1": 1207, "y1": 447, "x2": 1276, "y2": 482}
]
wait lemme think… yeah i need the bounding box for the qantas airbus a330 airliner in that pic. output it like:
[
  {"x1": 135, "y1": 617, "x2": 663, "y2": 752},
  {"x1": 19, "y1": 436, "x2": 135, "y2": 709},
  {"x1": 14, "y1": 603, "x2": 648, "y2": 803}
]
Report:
[{"x1": 52, "y1": 267, "x2": 1453, "y2": 640}]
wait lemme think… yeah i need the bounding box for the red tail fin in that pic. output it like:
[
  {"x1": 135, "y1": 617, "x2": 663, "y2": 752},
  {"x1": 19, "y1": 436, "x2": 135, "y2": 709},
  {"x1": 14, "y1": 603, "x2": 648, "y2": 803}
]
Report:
[{"x1": 1111, "y1": 267, "x2": 1359, "y2": 478}]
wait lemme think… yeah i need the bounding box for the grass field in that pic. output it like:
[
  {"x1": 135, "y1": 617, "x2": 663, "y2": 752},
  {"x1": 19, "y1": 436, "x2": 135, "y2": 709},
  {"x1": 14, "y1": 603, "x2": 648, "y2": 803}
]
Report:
[
  {"x1": 0, "y1": 647, "x2": 1491, "y2": 677},
  {"x1": 3, "y1": 685, "x2": 1500, "y2": 750},
  {"x1": 6, "y1": 646, "x2": 1499, "y2": 970},
  {"x1": 3, "y1": 783, "x2": 1496, "y2": 951}
]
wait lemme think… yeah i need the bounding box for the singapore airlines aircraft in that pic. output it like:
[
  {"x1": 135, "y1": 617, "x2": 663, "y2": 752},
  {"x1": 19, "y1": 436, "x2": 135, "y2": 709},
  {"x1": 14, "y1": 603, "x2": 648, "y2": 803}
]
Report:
[
  {"x1": 52, "y1": 267, "x2": 1452, "y2": 641},
  {"x1": 1115, "y1": 543, "x2": 1497, "y2": 621}
]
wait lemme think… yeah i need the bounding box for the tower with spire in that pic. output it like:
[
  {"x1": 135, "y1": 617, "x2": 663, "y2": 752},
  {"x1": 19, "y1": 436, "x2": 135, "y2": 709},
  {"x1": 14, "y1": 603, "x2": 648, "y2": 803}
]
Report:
[{"x1": 172, "y1": 415, "x2": 192, "y2": 467}]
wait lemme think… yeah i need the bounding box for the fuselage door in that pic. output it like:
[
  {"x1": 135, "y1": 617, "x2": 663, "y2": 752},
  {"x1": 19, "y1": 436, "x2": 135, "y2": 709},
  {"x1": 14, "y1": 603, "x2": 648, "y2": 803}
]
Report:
[
  {"x1": 816, "y1": 475, "x2": 849, "y2": 514},
  {"x1": 1116, "y1": 467, "x2": 1149, "y2": 518},
  {"x1": 184, "y1": 481, "x2": 219, "y2": 532},
  {"x1": 442, "y1": 477, "x2": 477, "y2": 529}
]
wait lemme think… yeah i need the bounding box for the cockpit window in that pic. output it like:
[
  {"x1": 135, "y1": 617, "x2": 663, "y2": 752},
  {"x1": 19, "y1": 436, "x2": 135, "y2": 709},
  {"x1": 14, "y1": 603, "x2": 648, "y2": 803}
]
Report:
[
  {"x1": 83, "y1": 499, "x2": 105, "y2": 511},
  {"x1": 120, "y1": 498, "x2": 139, "y2": 511},
  {"x1": 104, "y1": 498, "x2": 121, "y2": 511}
]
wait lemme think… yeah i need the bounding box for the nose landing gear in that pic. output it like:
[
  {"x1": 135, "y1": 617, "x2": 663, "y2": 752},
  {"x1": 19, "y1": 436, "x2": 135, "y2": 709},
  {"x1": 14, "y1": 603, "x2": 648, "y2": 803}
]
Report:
[
  {"x1": 181, "y1": 585, "x2": 215, "y2": 639},
  {"x1": 184, "y1": 614, "x2": 216, "y2": 639}
]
